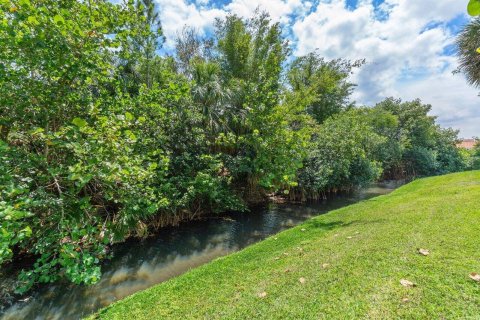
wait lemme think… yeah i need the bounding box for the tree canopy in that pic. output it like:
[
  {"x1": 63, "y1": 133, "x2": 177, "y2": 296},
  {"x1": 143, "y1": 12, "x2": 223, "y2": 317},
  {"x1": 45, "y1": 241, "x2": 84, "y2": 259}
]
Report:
[{"x1": 0, "y1": 0, "x2": 469, "y2": 293}]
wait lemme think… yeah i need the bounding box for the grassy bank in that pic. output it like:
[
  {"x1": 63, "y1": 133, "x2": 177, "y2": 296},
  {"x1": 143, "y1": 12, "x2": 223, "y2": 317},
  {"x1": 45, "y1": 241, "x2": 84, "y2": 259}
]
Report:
[{"x1": 91, "y1": 171, "x2": 480, "y2": 319}]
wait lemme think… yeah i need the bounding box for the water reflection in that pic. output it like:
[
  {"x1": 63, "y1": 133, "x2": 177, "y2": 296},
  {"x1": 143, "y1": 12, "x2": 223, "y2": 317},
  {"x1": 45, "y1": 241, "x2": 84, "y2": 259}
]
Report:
[{"x1": 0, "y1": 182, "x2": 400, "y2": 320}]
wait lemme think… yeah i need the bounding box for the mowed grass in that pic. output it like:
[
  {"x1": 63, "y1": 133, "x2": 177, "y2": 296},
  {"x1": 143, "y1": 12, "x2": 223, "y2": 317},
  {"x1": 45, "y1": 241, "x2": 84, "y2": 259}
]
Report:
[{"x1": 91, "y1": 171, "x2": 480, "y2": 319}]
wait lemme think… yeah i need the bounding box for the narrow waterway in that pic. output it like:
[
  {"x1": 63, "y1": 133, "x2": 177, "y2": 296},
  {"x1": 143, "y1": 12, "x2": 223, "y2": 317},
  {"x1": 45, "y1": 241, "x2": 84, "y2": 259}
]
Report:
[{"x1": 0, "y1": 182, "x2": 401, "y2": 320}]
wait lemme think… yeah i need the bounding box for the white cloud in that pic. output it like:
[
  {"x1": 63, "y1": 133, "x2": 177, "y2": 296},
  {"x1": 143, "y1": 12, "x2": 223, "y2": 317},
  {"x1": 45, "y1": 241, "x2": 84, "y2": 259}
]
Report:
[
  {"x1": 225, "y1": 0, "x2": 310, "y2": 24},
  {"x1": 398, "y1": 64, "x2": 480, "y2": 138},
  {"x1": 155, "y1": 0, "x2": 226, "y2": 48},
  {"x1": 155, "y1": 0, "x2": 312, "y2": 48},
  {"x1": 292, "y1": 0, "x2": 478, "y2": 138},
  {"x1": 153, "y1": 0, "x2": 479, "y2": 137}
]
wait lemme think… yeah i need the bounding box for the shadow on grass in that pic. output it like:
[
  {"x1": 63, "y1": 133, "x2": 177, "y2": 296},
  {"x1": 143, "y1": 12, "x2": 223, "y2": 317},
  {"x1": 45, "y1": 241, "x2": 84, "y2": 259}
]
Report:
[{"x1": 304, "y1": 219, "x2": 386, "y2": 232}]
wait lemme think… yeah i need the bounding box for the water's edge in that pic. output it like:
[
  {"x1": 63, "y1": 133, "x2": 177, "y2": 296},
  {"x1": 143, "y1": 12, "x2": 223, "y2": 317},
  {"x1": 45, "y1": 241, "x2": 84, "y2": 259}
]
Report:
[{"x1": 0, "y1": 181, "x2": 401, "y2": 320}]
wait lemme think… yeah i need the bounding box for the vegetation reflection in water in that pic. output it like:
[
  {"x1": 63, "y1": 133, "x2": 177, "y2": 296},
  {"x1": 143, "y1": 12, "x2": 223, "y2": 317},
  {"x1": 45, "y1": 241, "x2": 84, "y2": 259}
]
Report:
[{"x1": 0, "y1": 182, "x2": 399, "y2": 320}]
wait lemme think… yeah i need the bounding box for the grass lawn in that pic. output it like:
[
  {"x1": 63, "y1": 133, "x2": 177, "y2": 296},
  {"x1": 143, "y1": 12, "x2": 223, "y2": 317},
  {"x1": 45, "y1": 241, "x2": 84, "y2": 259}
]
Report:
[{"x1": 91, "y1": 171, "x2": 480, "y2": 319}]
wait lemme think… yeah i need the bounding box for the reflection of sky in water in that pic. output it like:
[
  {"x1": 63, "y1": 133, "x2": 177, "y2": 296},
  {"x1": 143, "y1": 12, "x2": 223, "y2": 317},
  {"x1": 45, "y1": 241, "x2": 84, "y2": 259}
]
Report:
[{"x1": 0, "y1": 182, "x2": 400, "y2": 320}]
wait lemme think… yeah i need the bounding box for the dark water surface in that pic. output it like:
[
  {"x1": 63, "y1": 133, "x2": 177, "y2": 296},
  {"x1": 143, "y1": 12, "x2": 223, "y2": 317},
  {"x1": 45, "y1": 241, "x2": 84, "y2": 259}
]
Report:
[{"x1": 0, "y1": 182, "x2": 401, "y2": 320}]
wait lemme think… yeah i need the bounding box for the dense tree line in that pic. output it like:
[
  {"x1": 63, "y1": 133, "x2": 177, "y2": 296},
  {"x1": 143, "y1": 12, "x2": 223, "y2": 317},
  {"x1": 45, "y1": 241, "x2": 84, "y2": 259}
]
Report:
[{"x1": 0, "y1": 0, "x2": 470, "y2": 291}]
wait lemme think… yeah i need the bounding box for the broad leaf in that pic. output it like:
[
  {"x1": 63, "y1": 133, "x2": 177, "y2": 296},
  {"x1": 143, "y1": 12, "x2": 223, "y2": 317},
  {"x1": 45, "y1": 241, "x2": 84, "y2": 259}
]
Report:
[
  {"x1": 468, "y1": 0, "x2": 480, "y2": 16},
  {"x1": 72, "y1": 118, "x2": 87, "y2": 128}
]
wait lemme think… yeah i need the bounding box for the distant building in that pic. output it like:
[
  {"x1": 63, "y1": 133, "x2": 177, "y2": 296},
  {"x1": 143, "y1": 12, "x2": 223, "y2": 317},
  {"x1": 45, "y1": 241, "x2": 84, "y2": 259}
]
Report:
[{"x1": 457, "y1": 139, "x2": 478, "y2": 150}]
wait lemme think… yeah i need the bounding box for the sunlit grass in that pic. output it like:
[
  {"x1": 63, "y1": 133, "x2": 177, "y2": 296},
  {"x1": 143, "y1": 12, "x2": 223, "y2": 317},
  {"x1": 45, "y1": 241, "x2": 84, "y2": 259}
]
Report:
[{"x1": 91, "y1": 171, "x2": 480, "y2": 319}]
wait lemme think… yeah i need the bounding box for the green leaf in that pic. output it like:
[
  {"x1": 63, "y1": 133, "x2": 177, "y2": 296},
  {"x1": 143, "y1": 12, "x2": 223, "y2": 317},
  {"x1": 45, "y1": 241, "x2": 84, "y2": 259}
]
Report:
[
  {"x1": 468, "y1": 0, "x2": 480, "y2": 16},
  {"x1": 19, "y1": 0, "x2": 31, "y2": 7},
  {"x1": 27, "y1": 16, "x2": 39, "y2": 25},
  {"x1": 22, "y1": 226, "x2": 32, "y2": 237},
  {"x1": 125, "y1": 112, "x2": 134, "y2": 121},
  {"x1": 53, "y1": 14, "x2": 65, "y2": 24},
  {"x1": 124, "y1": 130, "x2": 136, "y2": 141},
  {"x1": 72, "y1": 117, "x2": 87, "y2": 128},
  {"x1": 30, "y1": 127, "x2": 44, "y2": 135}
]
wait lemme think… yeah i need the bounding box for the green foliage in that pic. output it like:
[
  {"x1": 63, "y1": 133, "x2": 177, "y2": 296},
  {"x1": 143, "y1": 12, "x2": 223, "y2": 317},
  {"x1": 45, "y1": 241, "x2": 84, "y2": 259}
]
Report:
[
  {"x1": 287, "y1": 53, "x2": 363, "y2": 124},
  {"x1": 296, "y1": 109, "x2": 384, "y2": 198},
  {"x1": 210, "y1": 12, "x2": 308, "y2": 199},
  {"x1": 456, "y1": 18, "x2": 480, "y2": 88},
  {"x1": 374, "y1": 98, "x2": 465, "y2": 178},
  {"x1": 463, "y1": 142, "x2": 480, "y2": 170},
  {"x1": 474, "y1": 145, "x2": 480, "y2": 169},
  {"x1": 468, "y1": 0, "x2": 480, "y2": 16},
  {"x1": 0, "y1": 1, "x2": 470, "y2": 294}
]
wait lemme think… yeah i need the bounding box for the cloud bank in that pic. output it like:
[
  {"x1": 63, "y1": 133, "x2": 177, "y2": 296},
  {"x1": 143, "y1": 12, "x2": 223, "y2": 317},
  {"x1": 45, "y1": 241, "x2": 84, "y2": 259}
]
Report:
[{"x1": 154, "y1": 0, "x2": 479, "y2": 138}]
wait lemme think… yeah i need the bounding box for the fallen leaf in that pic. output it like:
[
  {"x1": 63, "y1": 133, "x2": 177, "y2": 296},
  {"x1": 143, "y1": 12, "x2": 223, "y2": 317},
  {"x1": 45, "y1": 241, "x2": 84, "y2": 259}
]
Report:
[
  {"x1": 299, "y1": 277, "x2": 306, "y2": 284},
  {"x1": 258, "y1": 291, "x2": 267, "y2": 298},
  {"x1": 347, "y1": 236, "x2": 353, "y2": 239},
  {"x1": 402, "y1": 297, "x2": 409, "y2": 303},
  {"x1": 274, "y1": 257, "x2": 280, "y2": 261},
  {"x1": 284, "y1": 268, "x2": 291, "y2": 273},
  {"x1": 400, "y1": 279, "x2": 416, "y2": 287},
  {"x1": 322, "y1": 263, "x2": 330, "y2": 269},
  {"x1": 301, "y1": 228, "x2": 306, "y2": 232},
  {"x1": 469, "y1": 273, "x2": 480, "y2": 282},
  {"x1": 418, "y1": 248, "x2": 430, "y2": 256}
]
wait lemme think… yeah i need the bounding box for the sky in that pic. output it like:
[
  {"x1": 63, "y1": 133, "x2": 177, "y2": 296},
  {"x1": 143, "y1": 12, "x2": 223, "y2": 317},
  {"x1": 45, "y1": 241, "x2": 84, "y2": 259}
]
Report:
[{"x1": 153, "y1": 0, "x2": 479, "y2": 138}]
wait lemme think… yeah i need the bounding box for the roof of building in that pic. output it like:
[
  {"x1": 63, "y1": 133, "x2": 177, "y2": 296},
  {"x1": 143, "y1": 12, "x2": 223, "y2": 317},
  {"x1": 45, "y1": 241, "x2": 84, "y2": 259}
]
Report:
[{"x1": 457, "y1": 139, "x2": 478, "y2": 150}]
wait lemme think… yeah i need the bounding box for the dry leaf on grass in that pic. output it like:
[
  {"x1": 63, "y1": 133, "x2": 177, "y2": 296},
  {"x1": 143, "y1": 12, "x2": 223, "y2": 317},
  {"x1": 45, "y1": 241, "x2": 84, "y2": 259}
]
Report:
[
  {"x1": 258, "y1": 291, "x2": 267, "y2": 298},
  {"x1": 299, "y1": 277, "x2": 306, "y2": 284},
  {"x1": 418, "y1": 248, "x2": 430, "y2": 256},
  {"x1": 322, "y1": 263, "x2": 330, "y2": 269},
  {"x1": 400, "y1": 279, "x2": 416, "y2": 287},
  {"x1": 347, "y1": 236, "x2": 353, "y2": 239},
  {"x1": 402, "y1": 297, "x2": 409, "y2": 303},
  {"x1": 469, "y1": 273, "x2": 480, "y2": 282}
]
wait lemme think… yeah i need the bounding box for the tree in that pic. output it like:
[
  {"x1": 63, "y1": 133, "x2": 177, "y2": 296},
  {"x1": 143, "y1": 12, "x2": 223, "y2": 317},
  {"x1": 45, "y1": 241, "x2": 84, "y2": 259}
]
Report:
[
  {"x1": 118, "y1": 0, "x2": 165, "y2": 91},
  {"x1": 375, "y1": 98, "x2": 464, "y2": 178},
  {"x1": 294, "y1": 109, "x2": 385, "y2": 200},
  {"x1": 175, "y1": 26, "x2": 214, "y2": 76},
  {"x1": 0, "y1": 0, "x2": 173, "y2": 292},
  {"x1": 191, "y1": 61, "x2": 231, "y2": 135},
  {"x1": 473, "y1": 142, "x2": 480, "y2": 169},
  {"x1": 287, "y1": 53, "x2": 363, "y2": 124},
  {"x1": 213, "y1": 13, "x2": 308, "y2": 200},
  {"x1": 456, "y1": 18, "x2": 480, "y2": 88}
]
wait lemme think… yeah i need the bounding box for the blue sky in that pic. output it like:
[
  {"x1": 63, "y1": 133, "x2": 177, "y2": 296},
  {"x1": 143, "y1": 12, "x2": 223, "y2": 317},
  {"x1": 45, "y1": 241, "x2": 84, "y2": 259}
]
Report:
[{"x1": 153, "y1": 0, "x2": 478, "y2": 138}]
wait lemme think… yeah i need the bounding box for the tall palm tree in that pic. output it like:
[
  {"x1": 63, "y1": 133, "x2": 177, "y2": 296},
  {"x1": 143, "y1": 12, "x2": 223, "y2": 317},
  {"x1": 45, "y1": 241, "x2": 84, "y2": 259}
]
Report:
[
  {"x1": 191, "y1": 61, "x2": 230, "y2": 134},
  {"x1": 456, "y1": 18, "x2": 480, "y2": 88}
]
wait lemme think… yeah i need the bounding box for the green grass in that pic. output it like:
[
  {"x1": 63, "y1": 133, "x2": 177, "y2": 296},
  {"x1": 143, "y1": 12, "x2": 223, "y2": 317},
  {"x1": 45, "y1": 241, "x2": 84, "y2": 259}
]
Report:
[{"x1": 91, "y1": 171, "x2": 480, "y2": 319}]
